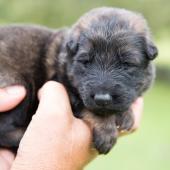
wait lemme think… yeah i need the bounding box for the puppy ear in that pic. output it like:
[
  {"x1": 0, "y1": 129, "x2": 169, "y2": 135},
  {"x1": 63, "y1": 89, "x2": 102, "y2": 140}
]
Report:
[
  {"x1": 145, "y1": 40, "x2": 158, "y2": 60},
  {"x1": 66, "y1": 39, "x2": 79, "y2": 56}
]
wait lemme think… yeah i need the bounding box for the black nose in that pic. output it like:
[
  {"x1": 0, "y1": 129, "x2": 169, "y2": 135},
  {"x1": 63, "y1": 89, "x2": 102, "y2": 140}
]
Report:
[{"x1": 94, "y1": 93, "x2": 112, "y2": 106}]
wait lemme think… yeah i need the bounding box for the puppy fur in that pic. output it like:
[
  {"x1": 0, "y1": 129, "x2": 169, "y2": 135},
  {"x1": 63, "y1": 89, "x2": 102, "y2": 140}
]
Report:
[{"x1": 0, "y1": 7, "x2": 158, "y2": 154}]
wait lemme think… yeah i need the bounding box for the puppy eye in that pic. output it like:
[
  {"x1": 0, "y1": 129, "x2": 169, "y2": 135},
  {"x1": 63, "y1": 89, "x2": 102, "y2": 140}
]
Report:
[
  {"x1": 120, "y1": 53, "x2": 141, "y2": 67},
  {"x1": 78, "y1": 59, "x2": 90, "y2": 65},
  {"x1": 123, "y1": 61, "x2": 139, "y2": 67},
  {"x1": 76, "y1": 54, "x2": 91, "y2": 65}
]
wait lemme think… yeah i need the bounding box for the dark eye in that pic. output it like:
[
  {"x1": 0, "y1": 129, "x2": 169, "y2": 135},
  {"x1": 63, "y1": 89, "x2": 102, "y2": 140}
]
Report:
[
  {"x1": 123, "y1": 61, "x2": 138, "y2": 67},
  {"x1": 120, "y1": 52, "x2": 141, "y2": 68},
  {"x1": 77, "y1": 58, "x2": 90, "y2": 65},
  {"x1": 76, "y1": 54, "x2": 91, "y2": 65}
]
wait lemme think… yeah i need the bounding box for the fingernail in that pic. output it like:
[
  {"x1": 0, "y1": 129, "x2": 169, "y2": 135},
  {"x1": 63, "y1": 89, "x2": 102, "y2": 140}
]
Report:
[{"x1": 5, "y1": 86, "x2": 26, "y2": 95}]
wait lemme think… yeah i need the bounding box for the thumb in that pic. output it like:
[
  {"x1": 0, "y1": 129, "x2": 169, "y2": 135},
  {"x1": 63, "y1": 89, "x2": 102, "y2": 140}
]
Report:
[{"x1": 37, "y1": 81, "x2": 73, "y2": 121}]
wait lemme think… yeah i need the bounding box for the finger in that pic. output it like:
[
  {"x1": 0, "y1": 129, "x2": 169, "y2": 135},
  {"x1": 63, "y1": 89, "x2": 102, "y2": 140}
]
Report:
[
  {"x1": 36, "y1": 81, "x2": 73, "y2": 121},
  {"x1": 0, "y1": 149, "x2": 15, "y2": 170},
  {"x1": 131, "y1": 97, "x2": 144, "y2": 130},
  {"x1": 0, "y1": 86, "x2": 26, "y2": 112}
]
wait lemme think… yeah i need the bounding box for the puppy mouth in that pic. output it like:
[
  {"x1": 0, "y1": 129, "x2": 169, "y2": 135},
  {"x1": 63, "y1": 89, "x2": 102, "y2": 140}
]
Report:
[
  {"x1": 92, "y1": 108, "x2": 117, "y2": 116},
  {"x1": 86, "y1": 106, "x2": 129, "y2": 117}
]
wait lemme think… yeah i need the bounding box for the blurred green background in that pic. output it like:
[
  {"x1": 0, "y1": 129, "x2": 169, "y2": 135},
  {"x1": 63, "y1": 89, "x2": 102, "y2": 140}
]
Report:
[{"x1": 0, "y1": 0, "x2": 169, "y2": 169}]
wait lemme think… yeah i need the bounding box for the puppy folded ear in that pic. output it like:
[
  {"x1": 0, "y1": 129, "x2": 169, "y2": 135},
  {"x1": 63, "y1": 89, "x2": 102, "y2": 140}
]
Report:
[
  {"x1": 146, "y1": 40, "x2": 158, "y2": 60},
  {"x1": 66, "y1": 39, "x2": 79, "y2": 56}
]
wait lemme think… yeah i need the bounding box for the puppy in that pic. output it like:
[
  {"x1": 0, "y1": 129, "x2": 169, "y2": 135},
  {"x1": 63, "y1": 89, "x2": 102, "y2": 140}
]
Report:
[{"x1": 0, "y1": 7, "x2": 158, "y2": 154}]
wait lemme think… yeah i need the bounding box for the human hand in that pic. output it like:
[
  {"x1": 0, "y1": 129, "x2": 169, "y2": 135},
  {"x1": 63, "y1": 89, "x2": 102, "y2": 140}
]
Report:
[{"x1": 0, "y1": 82, "x2": 144, "y2": 170}]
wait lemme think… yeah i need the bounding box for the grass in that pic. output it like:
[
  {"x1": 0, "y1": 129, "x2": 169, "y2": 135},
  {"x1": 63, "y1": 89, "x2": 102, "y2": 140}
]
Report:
[
  {"x1": 86, "y1": 81, "x2": 170, "y2": 170},
  {"x1": 155, "y1": 34, "x2": 170, "y2": 67}
]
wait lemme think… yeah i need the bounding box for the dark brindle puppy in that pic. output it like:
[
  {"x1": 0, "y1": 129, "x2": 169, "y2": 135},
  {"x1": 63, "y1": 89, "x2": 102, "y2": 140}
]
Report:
[{"x1": 0, "y1": 7, "x2": 158, "y2": 154}]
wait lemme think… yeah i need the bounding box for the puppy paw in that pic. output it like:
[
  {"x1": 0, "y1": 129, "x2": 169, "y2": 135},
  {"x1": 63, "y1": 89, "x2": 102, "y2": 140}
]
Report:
[
  {"x1": 116, "y1": 110, "x2": 134, "y2": 132},
  {"x1": 93, "y1": 125, "x2": 118, "y2": 154},
  {"x1": 81, "y1": 110, "x2": 118, "y2": 154}
]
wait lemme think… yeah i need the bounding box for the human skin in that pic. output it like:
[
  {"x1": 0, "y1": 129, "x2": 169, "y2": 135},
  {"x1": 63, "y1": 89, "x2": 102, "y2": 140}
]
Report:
[{"x1": 0, "y1": 81, "x2": 143, "y2": 170}]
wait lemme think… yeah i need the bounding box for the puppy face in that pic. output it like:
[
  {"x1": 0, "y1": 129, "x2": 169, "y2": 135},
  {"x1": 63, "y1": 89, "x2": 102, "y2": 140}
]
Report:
[{"x1": 65, "y1": 8, "x2": 158, "y2": 116}]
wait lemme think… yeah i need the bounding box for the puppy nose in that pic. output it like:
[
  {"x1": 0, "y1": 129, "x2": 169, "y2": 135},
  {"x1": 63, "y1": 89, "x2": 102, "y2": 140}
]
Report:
[{"x1": 94, "y1": 93, "x2": 112, "y2": 106}]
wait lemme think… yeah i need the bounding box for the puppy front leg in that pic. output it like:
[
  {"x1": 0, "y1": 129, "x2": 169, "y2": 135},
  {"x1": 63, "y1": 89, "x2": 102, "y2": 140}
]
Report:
[
  {"x1": 93, "y1": 118, "x2": 118, "y2": 154},
  {"x1": 116, "y1": 109, "x2": 134, "y2": 133},
  {"x1": 82, "y1": 110, "x2": 118, "y2": 154}
]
